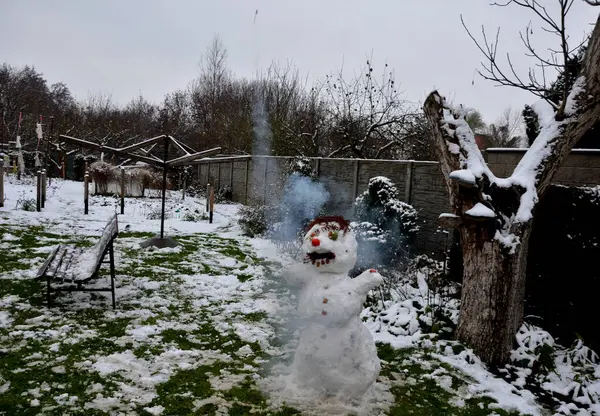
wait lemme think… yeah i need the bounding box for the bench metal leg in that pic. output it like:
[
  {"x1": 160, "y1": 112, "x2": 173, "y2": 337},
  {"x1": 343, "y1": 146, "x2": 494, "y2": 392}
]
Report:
[{"x1": 109, "y1": 242, "x2": 116, "y2": 310}]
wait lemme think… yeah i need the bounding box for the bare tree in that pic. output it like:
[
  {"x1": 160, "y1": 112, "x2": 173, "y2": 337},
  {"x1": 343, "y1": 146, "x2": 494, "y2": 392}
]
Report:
[
  {"x1": 425, "y1": 3, "x2": 600, "y2": 366},
  {"x1": 322, "y1": 57, "x2": 422, "y2": 159},
  {"x1": 462, "y1": 0, "x2": 590, "y2": 119},
  {"x1": 189, "y1": 34, "x2": 232, "y2": 150},
  {"x1": 486, "y1": 107, "x2": 525, "y2": 147}
]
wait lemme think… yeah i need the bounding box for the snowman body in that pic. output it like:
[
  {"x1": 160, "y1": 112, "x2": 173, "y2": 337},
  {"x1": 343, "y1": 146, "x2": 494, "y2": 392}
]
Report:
[{"x1": 285, "y1": 217, "x2": 383, "y2": 400}]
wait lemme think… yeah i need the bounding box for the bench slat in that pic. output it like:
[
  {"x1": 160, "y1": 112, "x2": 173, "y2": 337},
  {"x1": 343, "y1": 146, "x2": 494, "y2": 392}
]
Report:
[
  {"x1": 55, "y1": 247, "x2": 83, "y2": 283},
  {"x1": 46, "y1": 246, "x2": 69, "y2": 277},
  {"x1": 35, "y1": 245, "x2": 61, "y2": 279}
]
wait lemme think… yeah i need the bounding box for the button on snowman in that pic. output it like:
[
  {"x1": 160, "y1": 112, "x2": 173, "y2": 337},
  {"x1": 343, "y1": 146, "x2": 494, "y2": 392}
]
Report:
[{"x1": 284, "y1": 216, "x2": 384, "y2": 402}]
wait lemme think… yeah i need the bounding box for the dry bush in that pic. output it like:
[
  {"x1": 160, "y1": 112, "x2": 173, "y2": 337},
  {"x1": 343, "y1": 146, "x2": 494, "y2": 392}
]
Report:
[
  {"x1": 89, "y1": 161, "x2": 118, "y2": 195},
  {"x1": 130, "y1": 167, "x2": 171, "y2": 197}
]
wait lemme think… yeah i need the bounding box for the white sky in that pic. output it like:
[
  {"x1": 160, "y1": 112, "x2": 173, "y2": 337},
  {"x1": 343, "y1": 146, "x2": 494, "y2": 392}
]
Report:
[{"x1": 1, "y1": 0, "x2": 596, "y2": 124}]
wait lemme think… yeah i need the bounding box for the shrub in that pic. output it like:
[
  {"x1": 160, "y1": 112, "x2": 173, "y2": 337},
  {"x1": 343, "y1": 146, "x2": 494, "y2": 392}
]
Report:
[
  {"x1": 216, "y1": 185, "x2": 233, "y2": 203},
  {"x1": 238, "y1": 205, "x2": 268, "y2": 237},
  {"x1": 16, "y1": 197, "x2": 36, "y2": 212},
  {"x1": 88, "y1": 161, "x2": 117, "y2": 195},
  {"x1": 183, "y1": 211, "x2": 208, "y2": 222},
  {"x1": 352, "y1": 176, "x2": 419, "y2": 271}
]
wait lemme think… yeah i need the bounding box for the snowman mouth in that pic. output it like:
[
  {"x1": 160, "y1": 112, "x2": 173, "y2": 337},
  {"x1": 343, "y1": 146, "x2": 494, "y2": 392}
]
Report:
[{"x1": 306, "y1": 251, "x2": 336, "y2": 261}]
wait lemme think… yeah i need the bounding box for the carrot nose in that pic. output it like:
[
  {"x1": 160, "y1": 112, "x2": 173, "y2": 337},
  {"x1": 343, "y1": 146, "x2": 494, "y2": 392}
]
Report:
[{"x1": 311, "y1": 238, "x2": 320, "y2": 247}]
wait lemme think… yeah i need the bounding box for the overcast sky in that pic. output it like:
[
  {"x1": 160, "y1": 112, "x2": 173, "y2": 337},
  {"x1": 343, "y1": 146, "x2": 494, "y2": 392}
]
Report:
[{"x1": 1, "y1": 0, "x2": 596, "y2": 124}]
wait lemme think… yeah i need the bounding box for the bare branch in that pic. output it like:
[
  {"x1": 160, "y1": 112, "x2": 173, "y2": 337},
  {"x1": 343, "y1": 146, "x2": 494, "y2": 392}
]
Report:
[{"x1": 461, "y1": 0, "x2": 584, "y2": 115}]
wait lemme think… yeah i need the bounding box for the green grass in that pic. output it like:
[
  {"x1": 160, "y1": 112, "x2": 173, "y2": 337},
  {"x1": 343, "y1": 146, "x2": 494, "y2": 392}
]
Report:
[{"x1": 0, "y1": 222, "x2": 535, "y2": 415}]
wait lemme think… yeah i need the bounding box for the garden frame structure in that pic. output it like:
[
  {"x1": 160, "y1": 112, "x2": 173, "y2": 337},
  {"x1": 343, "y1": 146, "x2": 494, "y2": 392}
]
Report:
[{"x1": 58, "y1": 134, "x2": 221, "y2": 247}]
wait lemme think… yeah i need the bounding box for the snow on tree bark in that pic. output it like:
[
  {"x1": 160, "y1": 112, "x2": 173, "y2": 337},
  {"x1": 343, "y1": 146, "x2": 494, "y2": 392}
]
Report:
[{"x1": 423, "y1": 14, "x2": 600, "y2": 366}]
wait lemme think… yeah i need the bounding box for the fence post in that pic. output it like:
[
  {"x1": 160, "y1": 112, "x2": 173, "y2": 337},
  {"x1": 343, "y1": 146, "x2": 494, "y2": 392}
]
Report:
[
  {"x1": 36, "y1": 171, "x2": 41, "y2": 212},
  {"x1": 315, "y1": 157, "x2": 321, "y2": 178},
  {"x1": 404, "y1": 161, "x2": 414, "y2": 204},
  {"x1": 41, "y1": 169, "x2": 47, "y2": 208},
  {"x1": 244, "y1": 159, "x2": 250, "y2": 205},
  {"x1": 351, "y1": 159, "x2": 360, "y2": 202},
  {"x1": 84, "y1": 171, "x2": 89, "y2": 215},
  {"x1": 0, "y1": 158, "x2": 4, "y2": 208},
  {"x1": 230, "y1": 161, "x2": 234, "y2": 189},
  {"x1": 263, "y1": 157, "x2": 268, "y2": 204},
  {"x1": 217, "y1": 162, "x2": 221, "y2": 192},
  {"x1": 209, "y1": 185, "x2": 215, "y2": 223},
  {"x1": 120, "y1": 167, "x2": 125, "y2": 215}
]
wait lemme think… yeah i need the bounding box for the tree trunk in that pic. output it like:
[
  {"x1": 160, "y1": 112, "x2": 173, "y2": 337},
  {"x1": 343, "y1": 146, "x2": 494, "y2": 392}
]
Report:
[
  {"x1": 457, "y1": 224, "x2": 531, "y2": 366},
  {"x1": 423, "y1": 13, "x2": 600, "y2": 367}
]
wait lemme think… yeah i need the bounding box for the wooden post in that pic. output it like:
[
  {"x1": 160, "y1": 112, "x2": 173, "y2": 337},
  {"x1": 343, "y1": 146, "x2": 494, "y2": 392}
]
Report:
[
  {"x1": 206, "y1": 182, "x2": 210, "y2": 211},
  {"x1": 315, "y1": 157, "x2": 321, "y2": 177},
  {"x1": 41, "y1": 169, "x2": 47, "y2": 208},
  {"x1": 209, "y1": 185, "x2": 215, "y2": 224},
  {"x1": 36, "y1": 171, "x2": 41, "y2": 212},
  {"x1": 120, "y1": 167, "x2": 125, "y2": 215},
  {"x1": 404, "y1": 161, "x2": 414, "y2": 204},
  {"x1": 230, "y1": 161, "x2": 234, "y2": 189},
  {"x1": 0, "y1": 158, "x2": 4, "y2": 208},
  {"x1": 351, "y1": 159, "x2": 360, "y2": 202},
  {"x1": 84, "y1": 171, "x2": 89, "y2": 215}
]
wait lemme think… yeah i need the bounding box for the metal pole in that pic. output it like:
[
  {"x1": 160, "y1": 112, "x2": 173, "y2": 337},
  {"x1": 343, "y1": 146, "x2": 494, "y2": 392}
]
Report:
[
  {"x1": 36, "y1": 171, "x2": 41, "y2": 212},
  {"x1": 160, "y1": 137, "x2": 169, "y2": 240},
  {"x1": 120, "y1": 167, "x2": 125, "y2": 215},
  {"x1": 84, "y1": 171, "x2": 89, "y2": 215},
  {"x1": 206, "y1": 183, "x2": 210, "y2": 211},
  {"x1": 41, "y1": 169, "x2": 47, "y2": 208},
  {"x1": 209, "y1": 185, "x2": 214, "y2": 224},
  {"x1": 0, "y1": 158, "x2": 4, "y2": 208}
]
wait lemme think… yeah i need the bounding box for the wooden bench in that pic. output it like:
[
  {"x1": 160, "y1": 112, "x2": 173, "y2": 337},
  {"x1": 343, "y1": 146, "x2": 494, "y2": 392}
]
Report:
[{"x1": 35, "y1": 213, "x2": 119, "y2": 309}]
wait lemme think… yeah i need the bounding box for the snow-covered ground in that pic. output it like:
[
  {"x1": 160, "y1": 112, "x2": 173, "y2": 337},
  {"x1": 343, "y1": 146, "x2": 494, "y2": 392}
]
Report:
[{"x1": 0, "y1": 175, "x2": 599, "y2": 415}]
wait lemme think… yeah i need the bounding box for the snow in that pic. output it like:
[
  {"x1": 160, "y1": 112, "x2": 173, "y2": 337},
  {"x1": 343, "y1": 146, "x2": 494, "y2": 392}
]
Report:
[
  {"x1": 449, "y1": 169, "x2": 477, "y2": 185},
  {"x1": 1, "y1": 175, "x2": 599, "y2": 415},
  {"x1": 465, "y1": 203, "x2": 495, "y2": 218},
  {"x1": 437, "y1": 79, "x2": 587, "y2": 251}
]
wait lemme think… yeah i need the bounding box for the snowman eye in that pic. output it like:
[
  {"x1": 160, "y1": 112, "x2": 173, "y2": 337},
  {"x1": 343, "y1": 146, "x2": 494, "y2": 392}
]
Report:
[{"x1": 328, "y1": 231, "x2": 338, "y2": 241}]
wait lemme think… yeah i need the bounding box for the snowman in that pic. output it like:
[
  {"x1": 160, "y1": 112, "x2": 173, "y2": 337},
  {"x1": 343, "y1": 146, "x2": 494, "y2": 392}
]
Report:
[{"x1": 283, "y1": 215, "x2": 383, "y2": 403}]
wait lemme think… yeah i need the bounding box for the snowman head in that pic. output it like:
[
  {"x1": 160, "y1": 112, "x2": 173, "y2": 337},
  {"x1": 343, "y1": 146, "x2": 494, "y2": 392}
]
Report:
[{"x1": 302, "y1": 216, "x2": 357, "y2": 274}]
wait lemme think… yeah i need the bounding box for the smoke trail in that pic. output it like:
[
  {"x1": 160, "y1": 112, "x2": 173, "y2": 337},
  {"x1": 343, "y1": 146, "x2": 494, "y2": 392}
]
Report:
[
  {"x1": 251, "y1": 92, "x2": 272, "y2": 156},
  {"x1": 277, "y1": 172, "x2": 330, "y2": 241}
]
